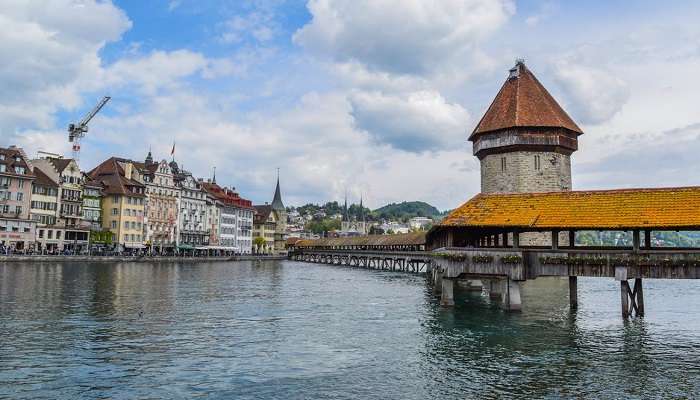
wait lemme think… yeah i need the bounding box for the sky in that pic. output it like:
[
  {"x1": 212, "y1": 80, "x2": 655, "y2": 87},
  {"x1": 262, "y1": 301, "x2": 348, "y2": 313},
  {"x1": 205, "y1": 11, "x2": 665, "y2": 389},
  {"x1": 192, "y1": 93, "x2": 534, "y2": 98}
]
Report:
[{"x1": 2, "y1": 0, "x2": 700, "y2": 210}]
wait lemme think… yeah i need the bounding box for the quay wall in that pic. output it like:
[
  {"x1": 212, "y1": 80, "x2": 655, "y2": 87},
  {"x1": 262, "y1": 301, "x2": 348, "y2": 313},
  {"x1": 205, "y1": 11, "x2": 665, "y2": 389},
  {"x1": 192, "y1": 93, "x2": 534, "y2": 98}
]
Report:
[{"x1": 0, "y1": 255, "x2": 287, "y2": 264}]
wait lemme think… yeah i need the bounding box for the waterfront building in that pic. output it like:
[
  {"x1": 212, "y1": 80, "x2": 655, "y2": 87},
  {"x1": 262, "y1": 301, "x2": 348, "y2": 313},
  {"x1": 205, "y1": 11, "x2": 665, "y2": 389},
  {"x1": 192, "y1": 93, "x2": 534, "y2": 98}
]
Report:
[
  {"x1": 0, "y1": 146, "x2": 36, "y2": 251},
  {"x1": 88, "y1": 158, "x2": 146, "y2": 251},
  {"x1": 32, "y1": 156, "x2": 91, "y2": 252},
  {"x1": 253, "y1": 204, "x2": 276, "y2": 253},
  {"x1": 202, "y1": 181, "x2": 254, "y2": 254},
  {"x1": 30, "y1": 168, "x2": 60, "y2": 252},
  {"x1": 140, "y1": 153, "x2": 180, "y2": 253},
  {"x1": 408, "y1": 217, "x2": 433, "y2": 231},
  {"x1": 253, "y1": 177, "x2": 287, "y2": 254},
  {"x1": 178, "y1": 172, "x2": 211, "y2": 249},
  {"x1": 83, "y1": 176, "x2": 112, "y2": 249}
]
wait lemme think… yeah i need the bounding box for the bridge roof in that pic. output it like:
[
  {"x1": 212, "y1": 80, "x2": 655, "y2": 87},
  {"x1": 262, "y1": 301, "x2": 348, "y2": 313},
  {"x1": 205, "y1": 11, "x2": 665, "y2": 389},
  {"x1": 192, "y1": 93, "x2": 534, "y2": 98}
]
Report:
[
  {"x1": 438, "y1": 186, "x2": 700, "y2": 231},
  {"x1": 295, "y1": 232, "x2": 426, "y2": 248}
]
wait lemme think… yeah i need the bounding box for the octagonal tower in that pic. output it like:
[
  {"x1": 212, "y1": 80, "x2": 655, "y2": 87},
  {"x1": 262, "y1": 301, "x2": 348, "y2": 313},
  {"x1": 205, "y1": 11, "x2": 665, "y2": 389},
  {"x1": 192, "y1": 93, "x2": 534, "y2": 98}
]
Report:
[{"x1": 470, "y1": 61, "x2": 583, "y2": 194}]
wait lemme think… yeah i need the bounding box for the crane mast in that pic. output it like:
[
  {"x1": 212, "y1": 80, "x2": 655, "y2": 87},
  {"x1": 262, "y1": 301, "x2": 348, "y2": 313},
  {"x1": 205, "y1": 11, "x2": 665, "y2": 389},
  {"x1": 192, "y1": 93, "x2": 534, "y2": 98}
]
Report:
[{"x1": 68, "y1": 96, "x2": 110, "y2": 160}]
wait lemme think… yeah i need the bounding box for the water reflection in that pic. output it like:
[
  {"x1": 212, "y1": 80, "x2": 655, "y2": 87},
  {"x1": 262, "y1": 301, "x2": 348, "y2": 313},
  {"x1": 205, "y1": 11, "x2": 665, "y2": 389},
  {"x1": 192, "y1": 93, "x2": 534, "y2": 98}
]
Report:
[{"x1": 1, "y1": 262, "x2": 699, "y2": 398}]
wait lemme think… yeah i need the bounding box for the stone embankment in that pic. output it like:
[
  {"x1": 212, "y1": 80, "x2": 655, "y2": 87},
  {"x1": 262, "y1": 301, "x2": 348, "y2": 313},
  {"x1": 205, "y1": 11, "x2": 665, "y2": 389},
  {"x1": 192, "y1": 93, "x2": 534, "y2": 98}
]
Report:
[{"x1": 0, "y1": 255, "x2": 287, "y2": 263}]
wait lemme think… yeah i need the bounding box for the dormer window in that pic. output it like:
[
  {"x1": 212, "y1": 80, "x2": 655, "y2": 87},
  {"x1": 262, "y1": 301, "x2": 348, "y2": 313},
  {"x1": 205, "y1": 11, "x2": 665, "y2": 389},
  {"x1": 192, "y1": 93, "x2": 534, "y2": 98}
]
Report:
[{"x1": 15, "y1": 167, "x2": 25, "y2": 174}]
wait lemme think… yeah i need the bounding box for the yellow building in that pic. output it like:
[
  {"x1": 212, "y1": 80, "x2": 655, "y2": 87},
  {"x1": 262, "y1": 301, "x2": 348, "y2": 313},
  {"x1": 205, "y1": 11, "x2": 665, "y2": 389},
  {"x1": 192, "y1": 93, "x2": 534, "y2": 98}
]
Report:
[
  {"x1": 253, "y1": 177, "x2": 287, "y2": 254},
  {"x1": 88, "y1": 158, "x2": 146, "y2": 251}
]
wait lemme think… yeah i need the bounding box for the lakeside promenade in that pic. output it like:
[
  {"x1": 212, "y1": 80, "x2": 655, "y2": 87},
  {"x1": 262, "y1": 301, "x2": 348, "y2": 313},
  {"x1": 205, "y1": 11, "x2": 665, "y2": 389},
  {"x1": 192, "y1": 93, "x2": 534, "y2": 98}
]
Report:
[{"x1": 0, "y1": 254, "x2": 287, "y2": 263}]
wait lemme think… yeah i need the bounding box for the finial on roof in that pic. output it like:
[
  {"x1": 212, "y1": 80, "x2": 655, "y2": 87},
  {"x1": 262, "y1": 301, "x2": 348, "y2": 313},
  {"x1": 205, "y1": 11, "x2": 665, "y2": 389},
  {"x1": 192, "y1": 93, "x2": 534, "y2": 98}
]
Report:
[
  {"x1": 212, "y1": 166, "x2": 216, "y2": 184},
  {"x1": 509, "y1": 58, "x2": 525, "y2": 79}
]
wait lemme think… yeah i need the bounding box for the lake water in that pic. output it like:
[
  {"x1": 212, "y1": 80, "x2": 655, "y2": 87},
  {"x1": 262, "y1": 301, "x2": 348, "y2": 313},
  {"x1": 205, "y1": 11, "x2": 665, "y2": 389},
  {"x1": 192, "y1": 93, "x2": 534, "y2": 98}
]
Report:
[{"x1": 1, "y1": 260, "x2": 699, "y2": 399}]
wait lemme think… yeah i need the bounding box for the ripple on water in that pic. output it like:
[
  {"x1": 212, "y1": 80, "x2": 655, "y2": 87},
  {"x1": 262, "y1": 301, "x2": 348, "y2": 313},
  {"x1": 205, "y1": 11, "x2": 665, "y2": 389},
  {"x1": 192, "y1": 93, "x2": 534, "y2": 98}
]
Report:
[{"x1": 1, "y1": 262, "x2": 700, "y2": 399}]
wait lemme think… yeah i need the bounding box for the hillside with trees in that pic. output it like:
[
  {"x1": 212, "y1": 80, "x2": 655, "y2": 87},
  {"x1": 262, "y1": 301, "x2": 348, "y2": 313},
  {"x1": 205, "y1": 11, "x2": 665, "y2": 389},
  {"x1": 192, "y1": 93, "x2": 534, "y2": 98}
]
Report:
[{"x1": 372, "y1": 201, "x2": 443, "y2": 222}]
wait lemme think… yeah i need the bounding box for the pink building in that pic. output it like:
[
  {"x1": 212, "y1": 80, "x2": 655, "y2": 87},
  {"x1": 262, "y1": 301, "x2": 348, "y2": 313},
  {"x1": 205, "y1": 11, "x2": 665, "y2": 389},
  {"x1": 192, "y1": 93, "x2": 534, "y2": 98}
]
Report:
[{"x1": 0, "y1": 146, "x2": 36, "y2": 252}]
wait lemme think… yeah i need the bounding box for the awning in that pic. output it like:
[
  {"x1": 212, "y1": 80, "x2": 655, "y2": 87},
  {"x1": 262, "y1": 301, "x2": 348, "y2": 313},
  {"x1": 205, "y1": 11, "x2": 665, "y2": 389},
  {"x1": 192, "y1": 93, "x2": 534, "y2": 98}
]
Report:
[
  {"x1": 124, "y1": 244, "x2": 145, "y2": 249},
  {"x1": 178, "y1": 244, "x2": 195, "y2": 250},
  {"x1": 203, "y1": 246, "x2": 237, "y2": 250}
]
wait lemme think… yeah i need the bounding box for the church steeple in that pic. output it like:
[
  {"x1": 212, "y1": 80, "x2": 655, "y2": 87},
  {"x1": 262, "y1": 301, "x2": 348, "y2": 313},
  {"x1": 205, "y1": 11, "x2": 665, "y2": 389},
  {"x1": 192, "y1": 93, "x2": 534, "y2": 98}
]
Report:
[
  {"x1": 271, "y1": 170, "x2": 285, "y2": 211},
  {"x1": 360, "y1": 195, "x2": 365, "y2": 222},
  {"x1": 145, "y1": 148, "x2": 153, "y2": 166},
  {"x1": 343, "y1": 190, "x2": 348, "y2": 222}
]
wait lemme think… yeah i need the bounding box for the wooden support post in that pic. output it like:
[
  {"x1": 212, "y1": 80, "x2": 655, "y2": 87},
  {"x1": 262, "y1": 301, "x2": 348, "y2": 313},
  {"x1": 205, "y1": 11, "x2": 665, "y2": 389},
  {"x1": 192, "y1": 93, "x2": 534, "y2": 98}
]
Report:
[
  {"x1": 512, "y1": 230, "x2": 520, "y2": 249},
  {"x1": 633, "y1": 230, "x2": 640, "y2": 252},
  {"x1": 569, "y1": 276, "x2": 578, "y2": 309},
  {"x1": 621, "y1": 280, "x2": 630, "y2": 318},
  {"x1": 502, "y1": 232, "x2": 508, "y2": 248},
  {"x1": 446, "y1": 230, "x2": 454, "y2": 248},
  {"x1": 551, "y1": 230, "x2": 559, "y2": 250},
  {"x1": 569, "y1": 231, "x2": 576, "y2": 248},
  {"x1": 644, "y1": 230, "x2": 652, "y2": 249},
  {"x1": 634, "y1": 278, "x2": 644, "y2": 317}
]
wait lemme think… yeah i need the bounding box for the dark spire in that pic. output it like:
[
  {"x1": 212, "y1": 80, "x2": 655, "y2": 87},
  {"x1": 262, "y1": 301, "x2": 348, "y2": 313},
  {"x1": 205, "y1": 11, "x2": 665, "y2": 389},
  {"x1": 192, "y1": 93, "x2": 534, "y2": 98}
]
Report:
[
  {"x1": 360, "y1": 194, "x2": 364, "y2": 222},
  {"x1": 271, "y1": 169, "x2": 285, "y2": 211},
  {"x1": 145, "y1": 148, "x2": 153, "y2": 165},
  {"x1": 343, "y1": 190, "x2": 348, "y2": 222}
]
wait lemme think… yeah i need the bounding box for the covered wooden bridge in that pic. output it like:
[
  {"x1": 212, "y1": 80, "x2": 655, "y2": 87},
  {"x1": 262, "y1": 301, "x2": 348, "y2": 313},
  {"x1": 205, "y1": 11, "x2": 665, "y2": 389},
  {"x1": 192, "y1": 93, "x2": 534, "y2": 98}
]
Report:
[
  {"x1": 427, "y1": 186, "x2": 700, "y2": 316},
  {"x1": 289, "y1": 232, "x2": 430, "y2": 273}
]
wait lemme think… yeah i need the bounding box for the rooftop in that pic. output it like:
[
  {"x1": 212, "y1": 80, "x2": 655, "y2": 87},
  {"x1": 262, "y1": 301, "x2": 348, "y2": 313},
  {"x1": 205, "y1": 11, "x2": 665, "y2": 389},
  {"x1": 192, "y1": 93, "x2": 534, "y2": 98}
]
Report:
[
  {"x1": 439, "y1": 186, "x2": 700, "y2": 230},
  {"x1": 295, "y1": 232, "x2": 426, "y2": 248},
  {"x1": 470, "y1": 61, "x2": 583, "y2": 140}
]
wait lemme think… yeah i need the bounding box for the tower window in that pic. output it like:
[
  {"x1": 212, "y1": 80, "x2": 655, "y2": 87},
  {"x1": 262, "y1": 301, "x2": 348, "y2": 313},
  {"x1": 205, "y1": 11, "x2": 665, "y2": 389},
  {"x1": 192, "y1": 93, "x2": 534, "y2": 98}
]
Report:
[
  {"x1": 534, "y1": 155, "x2": 541, "y2": 170},
  {"x1": 501, "y1": 157, "x2": 507, "y2": 172}
]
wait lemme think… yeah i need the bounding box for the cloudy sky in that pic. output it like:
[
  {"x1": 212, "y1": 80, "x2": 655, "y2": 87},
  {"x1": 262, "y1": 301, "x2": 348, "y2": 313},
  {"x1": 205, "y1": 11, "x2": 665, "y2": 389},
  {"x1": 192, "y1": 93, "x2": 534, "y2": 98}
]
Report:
[{"x1": 2, "y1": 0, "x2": 700, "y2": 210}]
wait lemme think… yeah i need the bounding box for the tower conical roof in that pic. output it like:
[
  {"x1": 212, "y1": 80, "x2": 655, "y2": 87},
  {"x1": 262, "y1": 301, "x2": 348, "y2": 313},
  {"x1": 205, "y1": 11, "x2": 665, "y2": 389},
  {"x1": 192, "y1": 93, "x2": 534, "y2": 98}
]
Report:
[
  {"x1": 470, "y1": 61, "x2": 583, "y2": 141},
  {"x1": 271, "y1": 176, "x2": 285, "y2": 211}
]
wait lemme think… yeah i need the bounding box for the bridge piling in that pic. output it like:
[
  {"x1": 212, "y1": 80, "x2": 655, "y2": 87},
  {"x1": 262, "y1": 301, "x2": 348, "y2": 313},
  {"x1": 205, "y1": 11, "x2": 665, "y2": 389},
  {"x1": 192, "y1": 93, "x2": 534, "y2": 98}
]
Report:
[
  {"x1": 569, "y1": 276, "x2": 578, "y2": 309},
  {"x1": 504, "y1": 280, "x2": 522, "y2": 311},
  {"x1": 441, "y1": 278, "x2": 455, "y2": 306}
]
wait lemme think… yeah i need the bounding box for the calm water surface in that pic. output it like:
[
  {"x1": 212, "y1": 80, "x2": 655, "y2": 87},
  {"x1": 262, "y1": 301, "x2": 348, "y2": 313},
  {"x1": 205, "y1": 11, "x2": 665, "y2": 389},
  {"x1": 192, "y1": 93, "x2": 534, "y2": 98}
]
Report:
[{"x1": 1, "y1": 260, "x2": 699, "y2": 399}]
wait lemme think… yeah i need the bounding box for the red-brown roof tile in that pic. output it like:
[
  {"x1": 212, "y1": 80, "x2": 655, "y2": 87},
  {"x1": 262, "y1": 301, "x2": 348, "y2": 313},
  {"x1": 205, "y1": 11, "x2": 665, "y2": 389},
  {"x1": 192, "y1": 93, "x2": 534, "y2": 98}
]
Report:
[{"x1": 470, "y1": 62, "x2": 583, "y2": 140}]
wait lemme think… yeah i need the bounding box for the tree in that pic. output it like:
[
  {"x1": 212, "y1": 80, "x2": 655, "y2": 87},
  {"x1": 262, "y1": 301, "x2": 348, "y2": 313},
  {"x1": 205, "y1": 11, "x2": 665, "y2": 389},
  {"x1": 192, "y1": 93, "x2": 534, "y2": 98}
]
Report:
[{"x1": 253, "y1": 237, "x2": 266, "y2": 253}]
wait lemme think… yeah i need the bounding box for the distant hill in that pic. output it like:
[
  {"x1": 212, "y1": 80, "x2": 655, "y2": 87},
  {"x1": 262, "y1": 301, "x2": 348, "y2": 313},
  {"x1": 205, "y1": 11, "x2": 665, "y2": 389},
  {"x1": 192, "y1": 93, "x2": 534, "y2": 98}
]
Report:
[{"x1": 372, "y1": 201, "x2": 443, "y2": 222}]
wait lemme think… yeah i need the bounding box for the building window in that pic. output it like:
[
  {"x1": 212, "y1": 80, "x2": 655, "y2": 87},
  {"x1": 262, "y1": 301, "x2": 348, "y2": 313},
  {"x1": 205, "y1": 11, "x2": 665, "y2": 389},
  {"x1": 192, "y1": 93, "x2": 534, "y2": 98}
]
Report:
[
  {"x1": 113, "y1": 195, "x2": 119, "y2": 204},
  {"x1": 18, "y1": 180, "x2": 23, "y2": 189},
  {"x1": 111, "y1": 221, "x2": 117, "y2": 229},
  {"x1": 39, "y1": 229, "x2": 44, "y2": 238},
  {"x1": 56, "y1": 231, "x2": 61, "y2": 240},
  {"x1": 534, "y1": 155, "x2": 541, "y2": 171},
  {"x1": 501, "y1": 157, "x2": 507, "y2": 172}
]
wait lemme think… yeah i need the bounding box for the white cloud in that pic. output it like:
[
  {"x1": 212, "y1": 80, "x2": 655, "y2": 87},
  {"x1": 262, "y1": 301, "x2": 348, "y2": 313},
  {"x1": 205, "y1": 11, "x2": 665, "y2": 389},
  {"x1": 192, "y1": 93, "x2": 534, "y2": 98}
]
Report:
[
  {"x1": 103, "y1": 50, "x2": 209, "y2": 93},
  {"x1": 552, "y1": 60, "x2": 630, "y2": 125},
  {"x1": 219, "y1": 11, "x2": 277, "y2": 44},
  {"x1": 294, "y1": 0, "x2": 515, "y2": 75},
  {"x1": 349, "y1": 90, "x2": 470, "y2": 152},
  {"x1": 0, "y1": 0, "x2": 131, "y2": 134}
]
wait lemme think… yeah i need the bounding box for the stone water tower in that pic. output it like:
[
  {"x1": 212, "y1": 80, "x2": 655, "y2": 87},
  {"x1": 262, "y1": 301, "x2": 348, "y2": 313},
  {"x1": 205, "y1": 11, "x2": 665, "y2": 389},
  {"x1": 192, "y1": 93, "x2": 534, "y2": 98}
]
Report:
[{"x1": 470, "y1": 60, "x2": 583, "y2": 194}]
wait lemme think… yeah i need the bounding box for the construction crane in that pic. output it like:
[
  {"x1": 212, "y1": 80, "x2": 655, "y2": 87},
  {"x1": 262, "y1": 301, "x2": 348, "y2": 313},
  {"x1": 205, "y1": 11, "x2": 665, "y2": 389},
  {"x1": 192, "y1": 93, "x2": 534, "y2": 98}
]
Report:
[{"x1": 68, "y1": 96, "x2": 110, "y2": 161}]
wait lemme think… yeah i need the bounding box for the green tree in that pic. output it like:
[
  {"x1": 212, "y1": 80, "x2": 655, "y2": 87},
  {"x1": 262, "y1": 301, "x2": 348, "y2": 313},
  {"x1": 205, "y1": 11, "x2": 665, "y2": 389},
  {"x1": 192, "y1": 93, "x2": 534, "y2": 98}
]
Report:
[{"x1": 253, "y1": 237, "x2": 266, "y2": 253}]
